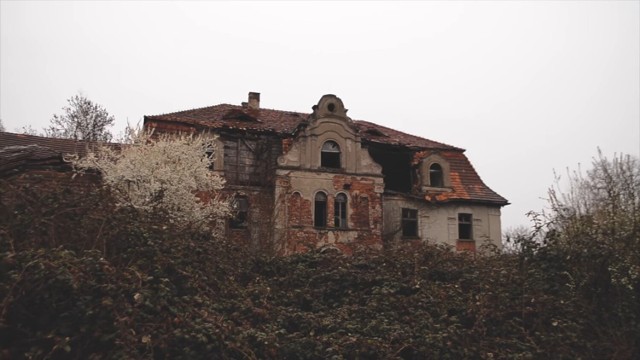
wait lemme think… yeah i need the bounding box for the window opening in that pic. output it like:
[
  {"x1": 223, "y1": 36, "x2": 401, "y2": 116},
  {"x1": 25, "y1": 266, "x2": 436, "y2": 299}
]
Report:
[
  {"x1": 230, "y1": 196, "x2": 249, "y2": 229},
  {"x1": 429, "y1": 163, "x2": 443, "y2": 187},
  {"x1": 321, "y1": 141, "x2": 341, "y2": 169},
  {"x1": 205, "y1": 143, "x2": 215, "y2": 170},
  {"x1": 314, "y1": 192, "x2": 328, "y2": 227},
  {"x1": 458, "y1": 213, "x2": 473, "y2": 240},
  {"x1": 334, "y1": 193, "x2": 347, "y2": 229},
  {"x1": 402, "y1": 208, "x2": 418, "y2": 237}
]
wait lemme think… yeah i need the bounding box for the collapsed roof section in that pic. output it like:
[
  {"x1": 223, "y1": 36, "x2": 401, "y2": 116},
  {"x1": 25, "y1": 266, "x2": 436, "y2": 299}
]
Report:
[{"x1": 146, "y1": 93, "x2": 508, "y2": 207}]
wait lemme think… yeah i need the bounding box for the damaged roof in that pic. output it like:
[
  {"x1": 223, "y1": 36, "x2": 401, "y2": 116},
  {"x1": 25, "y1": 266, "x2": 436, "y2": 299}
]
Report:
[
  {"x1": 428, "y1": 151, "x2": 508, "y2": 205},
  {"x1": 145, "y1": 104, "x2": 461, "y2": 151},
  {"x1": 145, "y1": 98, "x2": 507, "y2": 206},
  {"x1": 0, "y1": 132, "x2": 115, "y2": 177}
]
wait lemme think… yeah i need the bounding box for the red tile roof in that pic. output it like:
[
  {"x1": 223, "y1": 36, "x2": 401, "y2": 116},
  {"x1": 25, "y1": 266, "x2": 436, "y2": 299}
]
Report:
[
  {"x1": 428, "y1": 151, "x2": 508, "y2": 205},
  {"x1": 145, "y1": 104, "x2": 305, "y2": 135},
  {"x1": 145, "y1": 102, "x2": 507, "y2": 206},
  {"x1": 145, "y1": 104, "x2": 462, "y2": 151}
]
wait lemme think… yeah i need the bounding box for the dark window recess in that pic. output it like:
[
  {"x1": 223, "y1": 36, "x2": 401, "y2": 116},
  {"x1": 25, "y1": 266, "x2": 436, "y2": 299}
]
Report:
[
  {"x1": 230, "y1": 196, "x2": 249, "y2": 229},
  {"x1": 334, "y1": 193, "x2": 347, "y2": 229},
  {"x1": 429, "y1": 163, "x2": 444, "y2": 187},
  {"x1": 458, "y1": 213, "x2": 473, "y2": 240},
  {"x1": 368, "y1": 146, "x2": 412, "y2": 193},
  {"x1": 314, "y1": 192, "x2": 328, "y2": 227},
  {"x1": 321, "y1": 141, "x2": 341, "y2": 168},
  {"x1": 402, "y1": 208, "x2": 418, "y2": 237}
]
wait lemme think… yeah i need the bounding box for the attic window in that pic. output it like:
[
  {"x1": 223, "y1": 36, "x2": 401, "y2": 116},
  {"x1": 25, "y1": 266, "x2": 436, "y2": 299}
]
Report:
[
  {"x1": 321, "y1": 141, "x2": 341, "y2": 169},
  {"x1": 327, "y1": 103, "x2": 336, "y2": 112},
  {"x1": 429, "y1": 163, "x2": 444, "y2": 187}
]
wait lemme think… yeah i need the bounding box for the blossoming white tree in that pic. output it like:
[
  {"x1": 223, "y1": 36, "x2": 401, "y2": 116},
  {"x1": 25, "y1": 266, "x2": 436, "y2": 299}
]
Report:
[{"x1": 72, "y1": 130, "x2": 230, "y2": 234}]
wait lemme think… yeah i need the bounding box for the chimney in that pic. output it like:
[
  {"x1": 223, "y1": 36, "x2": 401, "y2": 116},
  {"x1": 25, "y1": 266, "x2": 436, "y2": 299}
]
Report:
[{"x1": 248, "y1": 92, "x2": 260, "y2": 109}]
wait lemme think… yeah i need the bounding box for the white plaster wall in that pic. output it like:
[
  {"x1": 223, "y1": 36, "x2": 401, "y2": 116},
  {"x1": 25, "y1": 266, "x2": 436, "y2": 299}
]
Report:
[{"x1": 383, "y1": 195, "x2": 502, "y2": 248}]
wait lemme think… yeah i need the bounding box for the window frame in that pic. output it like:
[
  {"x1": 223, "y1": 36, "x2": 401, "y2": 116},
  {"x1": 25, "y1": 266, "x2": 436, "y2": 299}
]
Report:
[
  {"x1": 401, "y1": 208, "x2": 419, "y2": 238},
  {"x1": 429, "y1": 163, "x2": 444, "y2": 187},
  {"x1": 458, "y1": 213, "x2": 473, "y2": 240},
  {"x1": 320, "y1": 140, "x2": 342, "y2": 169},
  {"x1": 229, "y1": 196, "x2": 249, "y2": 229},
  {"x1": 314, "y1": 192, "x2": 328, "y2": 228},
  {"x1": 334, "y1": 193, "x2": 348, "y2": 229}
]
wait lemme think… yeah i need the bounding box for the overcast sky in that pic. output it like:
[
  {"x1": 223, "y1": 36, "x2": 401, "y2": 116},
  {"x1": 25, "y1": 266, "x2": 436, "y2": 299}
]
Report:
[{"x1": 1, "y1": 1, "x2": 639, "y2": 231}]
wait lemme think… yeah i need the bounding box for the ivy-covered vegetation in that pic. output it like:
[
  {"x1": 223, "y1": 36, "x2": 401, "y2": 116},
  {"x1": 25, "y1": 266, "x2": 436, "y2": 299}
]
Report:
[{"x1": 1, "y1": 151, "x2": 639, "y2": 359}]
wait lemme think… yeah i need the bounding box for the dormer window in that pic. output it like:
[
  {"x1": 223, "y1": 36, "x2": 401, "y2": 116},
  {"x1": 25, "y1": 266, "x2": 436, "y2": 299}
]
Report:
[
  {"x1": 321, "y1": 141, "x2": 341, "y2": 168},
  {"x1": 429, "y1": 163, "x2": 444, "y2": 187}
]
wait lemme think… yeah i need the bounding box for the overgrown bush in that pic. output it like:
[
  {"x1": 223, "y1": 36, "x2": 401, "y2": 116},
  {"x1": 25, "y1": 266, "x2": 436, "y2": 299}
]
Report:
[{"x1": 1, "y1": 149, "x2": 639, "y2": 358}]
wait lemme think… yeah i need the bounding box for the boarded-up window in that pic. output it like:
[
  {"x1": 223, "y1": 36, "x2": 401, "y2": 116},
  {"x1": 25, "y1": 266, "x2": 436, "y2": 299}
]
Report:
[
  {"x1": 289, "y1": 192, "x2": 302, "y2": 227},
  {"x1": 354, "y1": 196, "x2": 370, "y2": 228},
  {"x1": 334, "y1": 193, "x2": 347, "y2": 229}
]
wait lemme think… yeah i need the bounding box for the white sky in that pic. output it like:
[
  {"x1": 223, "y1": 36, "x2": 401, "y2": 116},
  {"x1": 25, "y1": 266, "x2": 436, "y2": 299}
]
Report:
[{"x1": 1, "y1": 1, "x2": 639, "y2": 231}]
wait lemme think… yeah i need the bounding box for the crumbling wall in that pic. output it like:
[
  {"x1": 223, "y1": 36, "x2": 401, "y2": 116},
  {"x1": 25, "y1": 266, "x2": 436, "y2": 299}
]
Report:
[{"x1": 273, "y1": 170, "x2": 384, "y2": 255}]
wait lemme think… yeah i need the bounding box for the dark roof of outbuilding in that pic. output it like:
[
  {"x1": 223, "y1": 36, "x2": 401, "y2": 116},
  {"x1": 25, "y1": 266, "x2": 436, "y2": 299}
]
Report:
[
  {"x1": 0, "y1": 132, "x2": 106, "y2": 157},
  {"x1": 0, "y1": 132, "x2": 117, "y2": 177}
]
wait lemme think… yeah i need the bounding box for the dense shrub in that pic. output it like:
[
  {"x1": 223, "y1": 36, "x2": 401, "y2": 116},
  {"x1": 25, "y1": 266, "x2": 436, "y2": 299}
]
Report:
[{"x1": 1, "y1": 151, "x2": 639, "y2": 358}]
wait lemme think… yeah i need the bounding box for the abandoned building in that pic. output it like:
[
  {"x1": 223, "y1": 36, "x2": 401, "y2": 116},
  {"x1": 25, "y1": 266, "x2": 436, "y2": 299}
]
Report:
[{"x1": 144, "y1": 93, "x2": 508, "y2": 254}]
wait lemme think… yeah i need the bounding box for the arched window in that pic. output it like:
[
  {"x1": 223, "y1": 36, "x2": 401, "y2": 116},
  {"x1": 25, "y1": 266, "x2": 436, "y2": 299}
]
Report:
[
  {"x1": 314, "y1": 192, "x2": 328, "y2": 227},
  {"x1": 321, "y1": 141, "x2": 341, "y2": 168},
  {"x1": 429, "y1": 163, "x2": 444, "y2": 187},
  {"x1": 334, "y1": 193, "x2": 347, "y2": 229}
]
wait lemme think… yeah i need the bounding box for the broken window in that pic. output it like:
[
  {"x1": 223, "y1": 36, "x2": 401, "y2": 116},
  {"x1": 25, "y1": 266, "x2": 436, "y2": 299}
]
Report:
[
  {"x1": 334, "y1": 193, "x2": 347, "y2": 229},
  {"x1": 321, "y1": 141, "x2": 341, "y2": 169},
  {"x1": 458, "y1": 213, "x2": 473, "y2": 240},
  {"x1": 205, "y1": 143, "x2": 215, "y2": 170},
  {"x1": 429, "y1": 163, "x2": 444, "y2": 187},
  {"x1": 314, "y1": 192, "x2": 328, "y2": 228},
  {"x1": 401, "y1": 208, "x2": 418, "y2": 237},
  {"x1": 230, "y1": 196, "x2": 249, "y2": 229}
]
